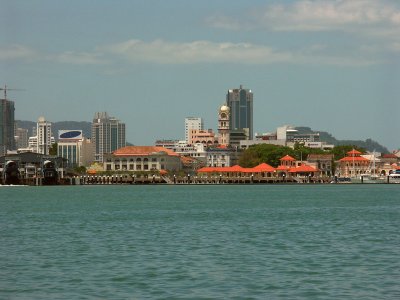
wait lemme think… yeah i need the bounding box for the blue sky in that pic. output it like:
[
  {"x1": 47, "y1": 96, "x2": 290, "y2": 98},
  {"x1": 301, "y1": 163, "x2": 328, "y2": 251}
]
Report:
[{"x1": 1, "y1": 0, "x2": 399, "y2": 150}]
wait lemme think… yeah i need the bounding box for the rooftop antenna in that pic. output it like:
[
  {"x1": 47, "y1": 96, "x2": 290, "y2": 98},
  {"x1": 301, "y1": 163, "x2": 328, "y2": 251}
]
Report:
[{"x1": 0, "y1": 85, "x2": 25, "y2": 100}]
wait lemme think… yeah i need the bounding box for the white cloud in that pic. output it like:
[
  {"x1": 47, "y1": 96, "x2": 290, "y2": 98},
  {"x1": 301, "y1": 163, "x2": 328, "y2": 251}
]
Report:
[
  {"x1": 0, "y1": 45, "x2": 37, "y2": 61},
  {"x1": 53, "y1": 51, "x2": 107, "y2": 65},
  {"x1": 102, "y1": 39, "x2": 293, "y2": 64},
  {"x1": 101, "y1": 38, "x2": 377, "y2": 66},
  {"x1": 209, "y1": 0, "x2": 400, "y2": 34}
]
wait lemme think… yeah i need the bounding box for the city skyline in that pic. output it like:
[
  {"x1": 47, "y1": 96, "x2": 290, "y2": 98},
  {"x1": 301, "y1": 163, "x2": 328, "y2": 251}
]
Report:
[{"x1": 1, "y1": 0, "x2": 399, "y2": 150}]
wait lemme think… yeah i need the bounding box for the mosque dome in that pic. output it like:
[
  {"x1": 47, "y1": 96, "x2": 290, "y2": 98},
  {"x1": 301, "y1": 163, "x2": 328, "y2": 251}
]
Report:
[{"x1": 220, "y1": 105, "x2": 230, "y2": 112}]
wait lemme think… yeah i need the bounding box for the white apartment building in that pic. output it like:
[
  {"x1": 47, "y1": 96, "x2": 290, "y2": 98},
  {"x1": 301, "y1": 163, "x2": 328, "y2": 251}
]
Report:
[{"x1": 185, "y1": 117, "x2": 203, "y2": 144}]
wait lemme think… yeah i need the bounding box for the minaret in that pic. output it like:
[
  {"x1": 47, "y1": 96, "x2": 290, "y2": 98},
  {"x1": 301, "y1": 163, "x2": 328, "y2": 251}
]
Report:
[{"x1": 218, "y1": 104, "x2": 230, "y2": 146}]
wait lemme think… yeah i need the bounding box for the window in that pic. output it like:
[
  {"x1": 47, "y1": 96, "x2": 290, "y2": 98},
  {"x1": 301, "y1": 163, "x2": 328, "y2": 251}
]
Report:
[{"x1": 152, "y1": 158, "x2": 157, "y2": 162}]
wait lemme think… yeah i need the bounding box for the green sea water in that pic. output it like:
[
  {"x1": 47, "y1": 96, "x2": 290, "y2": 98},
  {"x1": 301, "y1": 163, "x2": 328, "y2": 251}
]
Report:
[{"x1": 1, "y1": 185, "x2": 399, "y2": 299}]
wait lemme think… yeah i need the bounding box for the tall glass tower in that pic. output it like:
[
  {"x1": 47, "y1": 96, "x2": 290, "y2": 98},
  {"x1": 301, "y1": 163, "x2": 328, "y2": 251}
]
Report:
[
  {"x1": 0, "y1": 97, "x2": 16, "y2": 155},
  {"x1": 226, "y1": 85, "x2": 253, "y2": 139},
  {"x1": 92, "y1": 112, "x2": 126, "y2": 163}
]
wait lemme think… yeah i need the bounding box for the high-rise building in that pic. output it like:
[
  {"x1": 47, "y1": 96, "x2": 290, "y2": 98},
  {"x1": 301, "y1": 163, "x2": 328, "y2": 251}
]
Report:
[
  {"x1": 226, "y1": 85, "x2": 253, "y2": 139},
  {"x1": 15, "y1": 127, "x2": 29, "y2": 149},
  {"x1": 92, "y1": 112, "x2": 126, "y2": 163},
  {"x1": 0, "y1": 97, "x2": 16, "y2": 155},
  {"x1": 185, "y1": 117, "x2": 203, "y2": 143},
  {"x1": 36, "y1": 117, "x2": 53, "y2": 155}
]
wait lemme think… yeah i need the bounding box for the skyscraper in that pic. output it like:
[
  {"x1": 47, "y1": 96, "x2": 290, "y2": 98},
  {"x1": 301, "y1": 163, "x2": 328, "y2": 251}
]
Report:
[
  {"x1": 226, "y1": 85, "x2": 253, "y2": 139},
  {"x1": 184, "y1": 117, "x2": 204, "y2": 144},
  {"x1": 92, "y1": 112, "x2": 126, "y2": 163},
  {"x1": 36, "y1": 116, "x2": 53, "y2": 155},
  {"x1": 0, "y1": 97, "x2": 16, "y2": 155}
]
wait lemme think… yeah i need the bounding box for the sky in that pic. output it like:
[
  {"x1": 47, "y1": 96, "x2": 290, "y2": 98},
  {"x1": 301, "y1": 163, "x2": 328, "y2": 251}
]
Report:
[{"x1": 1, "y1": 0, "x2": 399, "y2": 150}]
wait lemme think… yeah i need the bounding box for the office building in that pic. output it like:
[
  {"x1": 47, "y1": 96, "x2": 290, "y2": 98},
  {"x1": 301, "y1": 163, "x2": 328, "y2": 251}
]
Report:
[
  {"x1": 15, "y1": 127, "x2": 29, "y2": 149},
  {"x1": 57, "y1": 130, "x2": 94, "y2": 167},
  {"x1": 92, "y1": 112, "x2": 126, "y2": 163},
  {"x1": 185, "y1": 117, "x2": 203, "y2": 143},
  {"x1": 0, "y1": 97, "x2": 16, "y2": 155},
  {"x1": 226, "y1": 85, "x2": 253, "y2": 139}
]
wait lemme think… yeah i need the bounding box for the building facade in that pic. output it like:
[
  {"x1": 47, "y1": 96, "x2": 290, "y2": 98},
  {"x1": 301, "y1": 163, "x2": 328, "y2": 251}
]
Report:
[
  {"x1": 0, "y1": 98, "x2": 15, "y2": 155},
  {"x1": 188, "y1": 129, "x2": 217, "y2": 146},
  {"x1": 15, "y1": 127, "x2": 29, "y2": 149},
  {"x1": 103, "y1": 146, "x2": 181, "y2": 172},
  {"x1": 36, "y1": 117, "x2": 53, "y2": 155},
  {"x1": 57, "y1": 130, "x2": 94, "y2": 167},
  {"x1": 226, "y1": 85, "x2": 253, "y2": 139},
  {"x1": 92, "y1": 112, "x2": 126, "y2": 163},
  {"x1": 185, "y1": 117, "x2": 203, "y2": 144}
]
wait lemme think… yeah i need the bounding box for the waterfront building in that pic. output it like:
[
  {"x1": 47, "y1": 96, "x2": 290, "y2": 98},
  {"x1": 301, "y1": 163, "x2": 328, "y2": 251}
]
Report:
[
  {"x1": 92, "y1": 112, "x2": 126, "y2": 163},
  {"x1": 226, "y1": 85, "x2": 253, "y2": 139},
  {"x1": 337, "y1": 149, "x2": 370, "y2": 177},
  {"x1": 103, "y1": 146, "x2": 181, "y2": 172},
  {"x1": 206, "y1": 146, "x2": 237, "y2": 167},
  {"x1": 0, "y1": 152, "x2": 65, "y2": 180},
  {"x1": 0, "y1": 96, "x2": 16, "y2": 155},
  {"x1": 57, "y1": 130, "x2": 93, "y2": 168},
  {"x1": 185, "y1": 117, "x2": 203, "y2": 144},
  {"x1": 306, "y1": 154, "x2": 334, "y2": 176},
  {"x1": 188, "y1": 129, "x2": 217, "y2": 146}
]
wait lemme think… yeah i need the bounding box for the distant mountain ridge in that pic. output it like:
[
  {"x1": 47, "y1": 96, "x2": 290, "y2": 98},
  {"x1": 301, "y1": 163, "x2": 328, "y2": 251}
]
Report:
[
  {"x1": 295, "y1": 126, "x2": 389, "y2": 153},
  {"x1": 16, "y1": 120, "x2": 92, "y2": 140}
]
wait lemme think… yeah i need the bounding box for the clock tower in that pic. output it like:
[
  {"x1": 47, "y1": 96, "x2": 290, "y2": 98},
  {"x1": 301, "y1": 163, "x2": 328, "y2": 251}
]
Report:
[{"x1": 218, "y1": 104, "x2": 230, "y2": 146}]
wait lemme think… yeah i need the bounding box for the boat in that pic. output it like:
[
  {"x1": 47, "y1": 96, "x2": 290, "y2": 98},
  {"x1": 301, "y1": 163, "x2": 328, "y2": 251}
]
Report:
[{"x1": 388, "y1": 170, "x2": 400, "y2": 184}]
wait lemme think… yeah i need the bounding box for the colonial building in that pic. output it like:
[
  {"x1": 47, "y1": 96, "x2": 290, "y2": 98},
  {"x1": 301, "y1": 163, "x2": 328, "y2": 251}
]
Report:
[
  {"x1": 218, "y1": 104, "x2": 230, "y2": 146},
  {"x1": 103, "y1": 146, "x2": 181, "y2": 172},
  {"x1": 188, "y1": 129, "x2": 217, "y2": 146},
  {"x1": 307, "y1": 154, "x2": 334, "y2": 176},
  {"x1": 337, "y1": 149, "x2": 370, "y2": 177}
]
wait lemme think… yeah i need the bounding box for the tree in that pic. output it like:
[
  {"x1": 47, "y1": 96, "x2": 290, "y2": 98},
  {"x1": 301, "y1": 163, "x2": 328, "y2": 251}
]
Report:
[{"x1": 49, "y1": 143, "x2": 58, "y2": 156}]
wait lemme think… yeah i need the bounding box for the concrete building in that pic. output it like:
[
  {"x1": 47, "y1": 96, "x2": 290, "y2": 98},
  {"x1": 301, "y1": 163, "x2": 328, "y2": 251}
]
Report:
[
  {"x1": 57, "y1": 130, "x2": 93, "y2": 167},
  {"x1": 185, "y1": 117, "x2": 203, "y2": 144},
  {"x1": 15, "y1": 127, "x2": 29, "y2": 149},
  {"x1": 306, "y1": 154, "x2": 334, "y2": 176},
  {"x1": 206, "y1": 147, "x2": 238, "y2": 167},
  {"x1": 188, "y1": 129, "x2": 217, "y2": 146},
  {"x1": 92, "y1": 112, "x2": 126, "y2": 163},
  {"x1": 103, "y1": 146, "x2": 181, "y2": 172},
  {"x1": 226, "y1": 85, "x2": 253, "y2": 139},
  {"x1": 36, "y1": 117, "x2": 54, "y2": 155},
  {"x1": 0, "y1": 96, "x2": 15, "y2": 155}
]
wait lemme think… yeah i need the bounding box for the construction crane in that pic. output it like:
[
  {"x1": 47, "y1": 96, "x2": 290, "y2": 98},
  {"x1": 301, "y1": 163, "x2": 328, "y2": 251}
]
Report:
[{"x1": 0, "y1": 85, "x2": 25, "y2": 100}]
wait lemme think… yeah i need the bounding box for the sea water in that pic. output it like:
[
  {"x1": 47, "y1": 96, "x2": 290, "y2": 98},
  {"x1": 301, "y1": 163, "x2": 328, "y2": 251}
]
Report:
[{"x1": 1, "y1": 185, "x2": 399, "y2": 299}]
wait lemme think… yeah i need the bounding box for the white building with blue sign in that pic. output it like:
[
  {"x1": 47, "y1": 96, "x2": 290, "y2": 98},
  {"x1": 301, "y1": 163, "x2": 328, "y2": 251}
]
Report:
[{"x1": 57, "y1": 130, "x2": 93, "y2": 167}]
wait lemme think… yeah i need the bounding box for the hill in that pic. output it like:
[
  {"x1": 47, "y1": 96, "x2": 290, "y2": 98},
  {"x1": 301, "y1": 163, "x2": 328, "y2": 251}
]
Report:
[
  {"x1": 16, "y1": 120, "x2": 92, "y2": 139},
  {"x1": 295, "y1": 126, "x2": 389, "y2": 153}
]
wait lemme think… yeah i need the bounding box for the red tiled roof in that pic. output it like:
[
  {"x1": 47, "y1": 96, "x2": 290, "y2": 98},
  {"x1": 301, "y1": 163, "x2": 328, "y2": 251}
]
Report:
[
  {"x1": 339, "y1": 156, "x2": 370, "y2": 162},
  {"x1": 347, "y1": 149, "x2": 362, "y2": 156},
  {"x1": 280, "y1": 155, "x2": 295, "y2": 161},
  {"x1": 289, "y1": 164, "x2": 319, "y2": 173},
  {"x1": 113, "y1": 146, "x2": 179, "y2": 157},
  {"x1": 276, "y1": 165, "x2": 290, "y2": 171},
  {"x1": 251, "y1": 163, "x2": 276, "y2": 172},
  {"x1": 382, "y1": 154, "x2": 398, "y2": 159}
]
